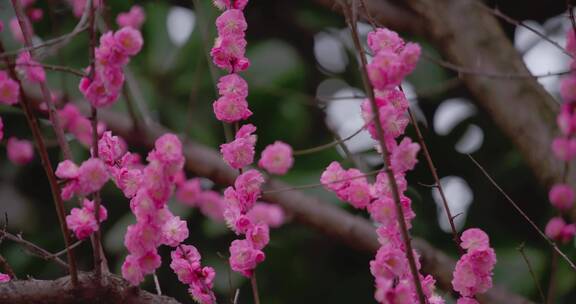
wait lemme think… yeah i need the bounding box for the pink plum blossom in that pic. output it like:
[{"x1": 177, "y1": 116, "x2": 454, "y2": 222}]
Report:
[
  {"x1": 258, "y1": 141, "x2": 294, "y2": 175},
  {"x1": 7, "y1": 137, "x2": 34, "y2": 165}
]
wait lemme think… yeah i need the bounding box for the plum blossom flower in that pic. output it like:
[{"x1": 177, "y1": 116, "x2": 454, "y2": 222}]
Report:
[
  {"x1": 220, "y1": 124, "x2": 257, "y2": 169},
  {"x1": 7, "y1": 137, "x2": 34, "y2": 165},
  {"x1": 258, "y1": 141, "x2": 294, "y2": 175},
  {"x1": 549, "y1": 183, "x2": 575, "y2": 211},
  {"x1": 117, "y1": 5, "x2": 146, "y2": 29},
  {"x1": 229, "y1": 239, "x2": 265, "y2": 277},
  {"x1": 0, "y1": 71, "x2": 20, "y2": 105}
]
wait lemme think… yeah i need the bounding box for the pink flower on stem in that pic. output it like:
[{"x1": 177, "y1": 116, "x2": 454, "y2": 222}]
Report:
[
  {"x1": 55, "y1": 160, "x2": 80, "y2": 180},
  {"x1": 370, "y1": 245, "x2": 408, "y2": 279},
  {"x1": 390, "y1": 137, "x2": 420, "y2": 174},
  {"x1": 66, "y1": 199, "x2": 108, "y2": 240},
  {"x1": 97, "y1": 131, "x2": 127, "y2": 165},
  {"x1": 216, "y1": 10, "x2": 247, "y2": 37},
  {"x1": 0, "y1": 71, "x2": 20, "y2": 105},
  {"x1": 161, "y1": 215, "x2": 190, "y2": 247},
  {"x1": 367, "y1": 28, "x2": 404, "y2": 54},
  {"x1": 220, "y1": 124, "x2": 257, "y2": 169},
  {"x1": 77, "y1": 158, "x2": 109, "y2": 195},
  {"x1": 213, "y1": 94, "x2": 252, "y2": 123},
  {"x1": 0, "y1": 273, "x2": 10, "y2": 283},
  {"x1": 217, "y1": 74, "x2": 248, "y2": 98},
  {"x1": 122, "y1": 254, "x2": 144, "y2": 285},
  {"x1": 460, "y1": 228, "x2": 490, "y2": 251},
  {"x1": 114, "y1": 27, "x2": 144, "y2": 56},
  {"x1": 229, "y1": 239, "x2": 265, "y2": 277},
  {"x1": 552, "y1": 137, "x2": 576, "y2": 161},
  {"x1": 233, "y1": 169, "x2": 265, "y2": 210},
  {"x1": 116, "y1": 5, "x2": 146, "y2": 29},
  {"x1": 246, "y1": 223, "x2": 270, "y2": 250},
  {"x1": 320, "y1": 161, "x2": 348, "y2": 191},
  {"x1": 7, "y1": 137, "x2": 34, "y2": 165},
  {"x1": 210, "y1": 36, "x2": 250, "y2": 73},
  {"x1": 549, "y1": 183, "x2": 575, "y2": 211},
  {"x1": 258, "y1": 141, "x2": 294, "y2": 175}
]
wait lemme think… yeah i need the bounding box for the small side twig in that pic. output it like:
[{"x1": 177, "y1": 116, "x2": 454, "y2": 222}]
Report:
[
  {"x1": 517, "y1": 243, "x2": 546, "y2": 304},
  {"x1": 0, "y1": 230, "x2": 68, "y2": 270},
  {"x1": 468, "y1": 154, "x2": 576, "y2": 272}
]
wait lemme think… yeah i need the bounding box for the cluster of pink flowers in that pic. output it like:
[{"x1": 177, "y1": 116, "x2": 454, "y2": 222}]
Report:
[
  {"x1": 222, "y1": 170, "x2": 270, "y2": 276},
  {"x1": 366, "y1": 28, "x2": 420, "y2": 91},
  {"x1": 175, "y1": 177, "x2": 286, "y2": 227},
  {"x1": 209, "y1": 0, "x2": 292, "y2": 280},
  {"x1": 321, "y1": 27, "x2": 446, "y2": 303},
  {"x1": 452, "y1": 229, "x2": 496, "y2": 303},
  {"x1": 55, "y1": 158, "x2": 109, "y2": 201},
  {"x1": 79, "y1": 22, "x2": 143, "y2": 108},
  {"x1": 120, "y1": 134, "x2": 191, "y2": 285},
  {"x1": 170, "y1": 245, "x2": 216, "y2": 304},
  {"x1": 65, "y1": 198, "x2": 108, "y2": 239},
  {"x1": 543, "y1": 30, "x2": 576, "y2": 245},
  {"x1": 116, "y1": 5, "x2": 145, "y2": 29}
]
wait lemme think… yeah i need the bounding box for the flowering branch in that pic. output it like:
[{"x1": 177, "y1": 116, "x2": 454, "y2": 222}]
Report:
[{"x1": 341, "y1": 1, "x2": 427, "y2": 302}]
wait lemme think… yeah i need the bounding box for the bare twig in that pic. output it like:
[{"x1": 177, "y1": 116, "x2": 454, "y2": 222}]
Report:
[
  {"x1": 468, "y1": 155, "x2": 576, "y2": 271},
  {"x1": 250, "y1": 273, "x2": 261, "y2": 304},
  {"x1": 474, "y1": 1, "x2": 572, "y2": 59},
  {"x1": 153, "y1": 272, "x2": 162, "y2": 295},
  {"x1": 517, "y1": 243, "x2": 546, "y2": 304},
  {"x1": 0, "y1": 230, "x2": 68, "y2": 270},
  {"x1": 0, "y1": 41, "x2": 78, "y2": 286},
  {"x1": 293, "y1": 120, "x2": 371, "y2": 156}
]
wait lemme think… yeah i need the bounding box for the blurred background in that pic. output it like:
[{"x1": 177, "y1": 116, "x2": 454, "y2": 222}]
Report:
[{"x1": 0, "y1": 0, "x2": 575, "y2": 303}]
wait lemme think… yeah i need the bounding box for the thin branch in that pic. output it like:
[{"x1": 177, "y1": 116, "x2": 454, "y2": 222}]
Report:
[
  {"x1": 343, "y1": 1, "x2": 426, "y2": 302},
  {"x1": 406, "y1": 104, "x2": 461, "y2": 251},
  {"x1": 0, "y1": 63, "x2": 87, "y2": 78},
  {"x1": 250, "y1": 273, "x2": 261, "y2": 304},
  {"x1": 87, "y1": 0, "x2": 105, "y2": 282},
  {"x1": 0, "y1": 0, "x2": 91, "y2": 60},
  {"x1": 0, "y1": 41, "x2": 78, "y2": 286},
  {"x1": 293, "y1": 120, "x2": 371, "y2": 156},
  {"x1": 422, "y1": 52, "x2": 572, "y2": 79},
  {"x1": 153, "y1": 272, "x2": 162, "y2": 295},
  {"x1": 262, "y1": 169, "x2": 382, "y2": 194},
  {"x1": 11, "y1": 0, "x2": 73, "y2": 160},
  {"x1": 468, "y1": 154, "x2": 576, "y2": 271},
  {"x1": 0, "y1": 230, "x2": 68, "y2": 270},
  {"x1": 517, "y1": 243, "x2": 546, "y2": 304},
  {"x1": 474, "y1": 1, "x2": 573, "y2": 59}
]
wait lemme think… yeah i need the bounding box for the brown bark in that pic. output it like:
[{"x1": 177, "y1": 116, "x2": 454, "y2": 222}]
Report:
[{"x1": 0, "y1": 273, "x2": 181, "y2": 304}]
